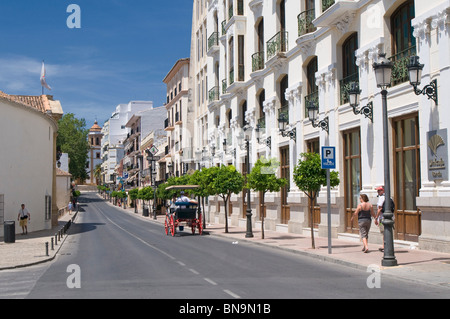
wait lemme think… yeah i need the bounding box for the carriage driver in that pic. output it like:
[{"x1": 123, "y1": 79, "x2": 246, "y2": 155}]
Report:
[{"x1": 176, "y1": 191, "x2": 198, "y2": 209}]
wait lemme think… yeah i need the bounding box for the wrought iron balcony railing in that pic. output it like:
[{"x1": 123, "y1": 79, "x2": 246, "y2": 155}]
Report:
[
  {"x1": 340, "y1": 72, "x2": 359, "y2": 105},
  {"x1": 208, "y1": 32, "x2": 219, "y2": 51},
  {"x1": 267, "y1": 31, "x2": 288, "y2": 60},
  {"x1": 252, "y1": 51, "x2": 265, "y2": 72},
  {"x1": 304, "y1": 91, "x2": 319, "y2": 118},
  {"x1": 389, "y1": 45, "x2": 416, "y2": 86},
  {"x1": 208, "y1": 86, "x2": 219, "y2": 103},
  {"x1": 298, "y1": 9, "x2": 316, "y2": 37}
]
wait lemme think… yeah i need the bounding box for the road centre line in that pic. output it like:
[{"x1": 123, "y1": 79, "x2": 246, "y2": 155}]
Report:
[
  {"x1": 223, "y1": 289, "x2": 241, "y2": 299},
  {"x1": 189, "y1": 268, "x2": 200, "y2": 275},
  {"x1": 92, "y1": 203, "x2": 177, "y2": 261},
  {"x1": 203, "y1": 278, "x2": 217, "y2": 285}
]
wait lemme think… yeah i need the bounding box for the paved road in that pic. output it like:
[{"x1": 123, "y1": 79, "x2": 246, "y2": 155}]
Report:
[{"x1": 2, "y1": 193, "x2": 449, "y2": 300}]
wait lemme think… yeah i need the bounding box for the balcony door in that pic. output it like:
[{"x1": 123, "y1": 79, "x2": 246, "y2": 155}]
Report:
[
  {"x1": 393, "y1": 113, "x2": 421, "y2": 241},
  {"x1": 280, "y1": 146, "x2": 290, "y2": 224},
  {"x1": 307, "y1": 139, "x2": 321, "y2": 228},
  {"x1": 344, "y1": 129, "x2": 362, "y2": 234}
]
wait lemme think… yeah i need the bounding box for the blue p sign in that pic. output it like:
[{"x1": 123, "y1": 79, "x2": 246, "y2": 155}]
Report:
[{"x1": 321, "y1": 147, "x2": 336, "y2": 169}]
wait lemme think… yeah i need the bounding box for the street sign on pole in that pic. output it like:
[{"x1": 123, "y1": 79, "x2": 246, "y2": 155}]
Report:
[
  {"x1": 149, "y1": 145, "x2": 158, "y2": 156},
  {"x1": 322, "y1": 146, "x2": 336, "y2": 254},
  {"x1": 321, "y1": 146, "x2": 336, "y2": 169}
]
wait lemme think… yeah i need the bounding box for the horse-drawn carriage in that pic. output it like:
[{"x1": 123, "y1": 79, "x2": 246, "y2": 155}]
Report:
[{"x1": 164, "y1": 185, "x2": 203, "y2": 236}]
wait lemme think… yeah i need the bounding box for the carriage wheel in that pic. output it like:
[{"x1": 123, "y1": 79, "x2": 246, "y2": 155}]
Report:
[
  {"x1": 191, "y1": 221, "x2": 196, "y2": 235},
  {"x1": 170, "y1": 216, "x2": 176, "y2": 237},
  {"x1": 198, "y1": 220, "x2": 203, "y2": 235},
  {"x1": 164, "y1": 217, "x2": 169, "y2": 235}
]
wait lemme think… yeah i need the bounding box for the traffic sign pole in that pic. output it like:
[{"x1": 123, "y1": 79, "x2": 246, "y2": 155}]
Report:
[
  {"x1": 321, "y1": 147, "x2": 336, "y2": 255},
  {"x1": 327, "y1": 168, "x2": 332, "y2": 254}
]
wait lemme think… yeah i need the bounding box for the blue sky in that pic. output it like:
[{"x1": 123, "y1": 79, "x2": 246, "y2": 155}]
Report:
[{"x1": 0, "y1": 0, "x2": 193, "y2": 129}]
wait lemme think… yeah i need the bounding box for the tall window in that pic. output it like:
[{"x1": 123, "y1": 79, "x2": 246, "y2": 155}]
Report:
[
  {"x1": 390, "y1": 0, "x2": 415, "y2": 85},
  {"x1": 393, "y1": 113, "x2": 421, "y2": 241},
  {"x1": 279, "y1": 0, "x2": 286, "y2": 32},
  {"x1": 307, "y1": 139, "x2": 320, "y2": 228},
  {"x1": 341, "y1": 33, "x2": 358, "y2": 105},
  {"x1": 241, "y1": 101, "x2": 247, "y2": 127},
  {"x1": 257, "y1": 90, "x2": 266, "y2": 130},
  {"x1": 238, "y1": 35, "x2": 245, "y2": 81},
  {"x1": 280, "y1": 147, "x2": 290, "y2": 224},
  {"x1": 257, "y1": 19, "x2": 264, "y2": 52},
  {"x1": 305, "y1": 57, "x2": 318, "y2": 117},
  {"x1": 344, "y1": 129, "x2": 361, "y2": 234},
  {"x1": 229, "y1": 37, "x2": 234, "y2": 84}
]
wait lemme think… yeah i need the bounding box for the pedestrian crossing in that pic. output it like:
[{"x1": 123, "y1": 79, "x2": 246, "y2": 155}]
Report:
[{"x1": 0, "y1": 265, "x2": 48, "y2": 299}]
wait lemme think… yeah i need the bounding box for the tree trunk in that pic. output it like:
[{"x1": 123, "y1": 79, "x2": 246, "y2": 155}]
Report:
[
  {"x1": 202, "y1": 196, "x2": 206, "y2": 229},
  {"x1": 310, "y1": 192, "x2": 316, "y2": 249},
  {"x1": 223, "y1": 196, "x2": 229, "y2": 233},
  {"x1": 261, "y1": 193, "x2": 265, "y2": 240}
]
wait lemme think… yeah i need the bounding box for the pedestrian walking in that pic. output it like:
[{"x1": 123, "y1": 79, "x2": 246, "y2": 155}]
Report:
[
  {"x1": 68, "y1": 201, "x2": 73, "y2": 215},
  {"x1": 374, "y1": 186, "x2": 395, "y2": 252},
  {"x1": 375, "y1": 186, "x2": 385, "y2": 251},
  {"x1": 17, "y1": 204, "x2": 31, "y2": 235},
  {"x1": 351, "y1": 194, "x2": 376, "y2": 253}
]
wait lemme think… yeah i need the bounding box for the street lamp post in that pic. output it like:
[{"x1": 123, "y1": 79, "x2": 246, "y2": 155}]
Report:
[
  {"x1": 373, "y1": 53, "x2": 398, "y2": 267},
  {"x1": 238, "y1": 126, "x2": 254, "y2": 238}
]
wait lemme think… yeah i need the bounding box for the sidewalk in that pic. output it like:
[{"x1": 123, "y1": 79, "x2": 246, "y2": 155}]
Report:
[
  {"x1": 0, "y1": 211, "x2": 77, "y2": 270},
  {"x1": 1, "y1": 193, "x2": 449, "y2": 291}
]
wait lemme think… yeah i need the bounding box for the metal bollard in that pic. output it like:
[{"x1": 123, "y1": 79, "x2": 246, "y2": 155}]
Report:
[
  {"x1": 55, "y1": 233, "x2": 58, "y2": 245},
  {"x1": 45, "y1": 242, "x2": 49, "y2": 256},
  {"x1": 51, "y1": 237, "x2": 54, "y2": 250}
]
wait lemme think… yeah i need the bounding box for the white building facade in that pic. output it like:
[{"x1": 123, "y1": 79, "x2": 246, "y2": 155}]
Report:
[
  {"x1": 202, "y1": 0, "x2": 450, "y2": 253},
  {"x1": 163, "y1": 58, "x2": 195, "y2": 177},
  {"x1": 101, "y1": 101, "x2": 154, "y2": 185},
  {"x1": 0, "y1": 92, "x2": 62, "y2": 234}
]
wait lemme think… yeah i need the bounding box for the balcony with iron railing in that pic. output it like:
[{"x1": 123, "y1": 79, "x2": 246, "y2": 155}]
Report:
[
  {"x1": 339, "y1": 72, "x2": 359, "y2": 105},
  {"x1": 208, "y1": 86, "x2": 220, "y2": 103},
  {"x1": 304, "y1": 91, "x2": 319, "y2": 118},
  {"x1": 164, "y1": 118, "x2": 174, "y2": 131},
  {"x1": 278, "y1": 104, "x2": 289, "y2": 125},
  {"x1": 267, "y1": 31, "x2": 288, "y2": 61},
  {"x1": 298, "y1": 9, "x2": 316, "y2": 37},
  {"x1": 252, "y1": 51, "x2": 265, "y2": 72},
  {"x1": 389, "y1": 45, "x2": 416, "y2": 87},
  {"x1": 208, "y1": 32, "x2": 219, "y2": 52}
]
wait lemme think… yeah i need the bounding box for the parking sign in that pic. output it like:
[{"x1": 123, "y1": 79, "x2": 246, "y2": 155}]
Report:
[{"x1": 321, "y1": 147, "x2": 336, "y2": 169}]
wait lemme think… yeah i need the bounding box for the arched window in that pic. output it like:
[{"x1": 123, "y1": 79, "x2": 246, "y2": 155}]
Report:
[
  {"x1": 340, "y1": 33, "x2": 358, "y2": 105},
  {"x1": 305, "y1": 57, "x2": 318, "y2": 117},
  {"x1": 390, "y1": 0, "x2": 415, "y2": 85}
]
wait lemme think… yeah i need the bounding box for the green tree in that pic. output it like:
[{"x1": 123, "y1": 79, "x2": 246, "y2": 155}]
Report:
[
  {"x1": 57, "y1": 113, "x2": 89, "y2": 181},
  {"x1": 190, "y1": 166, "x2": 220, "y2": 228},
  {"x1": 247, "y1": 157, "x2": 287, "y2": 239},
  {"x1": 293, "y1": 152, "x2": 340, "y2": 249},
  {"x1": 128, "y1": 188, "x2": 139, "y2": 212},
  {"x1": 211, "y1": 165, "x2": 245, "y2": 233},
  {"x1": 138, "y1": 186, "x2": 154, "y2": 213}
]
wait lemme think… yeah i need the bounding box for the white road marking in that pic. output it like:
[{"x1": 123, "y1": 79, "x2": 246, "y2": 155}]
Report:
[{"x1": 223, "y1": 289, "x2": 241, "y2": 299}]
